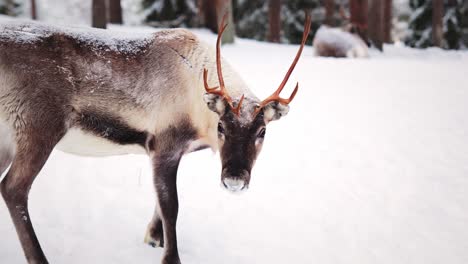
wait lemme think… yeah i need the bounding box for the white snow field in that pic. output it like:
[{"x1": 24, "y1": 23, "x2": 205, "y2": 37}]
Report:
[{"x1": 1, "y1": 23, "x2": 468, "y2": 264}]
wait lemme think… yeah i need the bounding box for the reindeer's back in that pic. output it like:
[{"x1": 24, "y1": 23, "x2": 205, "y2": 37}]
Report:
[{"x1": 0, "y1": 19, "x2": 209, "y2": 138}]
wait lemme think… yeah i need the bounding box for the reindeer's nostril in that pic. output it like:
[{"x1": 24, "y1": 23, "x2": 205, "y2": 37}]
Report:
[{"x1": 222, "y1": 178, "x2": 246, "y2": 192}]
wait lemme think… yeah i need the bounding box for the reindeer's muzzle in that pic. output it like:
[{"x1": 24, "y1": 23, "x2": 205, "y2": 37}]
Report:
[{"x1": 221, "y1": 168, "x2": 250, "y2": 193}]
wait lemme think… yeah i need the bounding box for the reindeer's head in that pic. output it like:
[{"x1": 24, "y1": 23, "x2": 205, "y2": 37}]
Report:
[{"x1": 203, "y1": 15, "x2": 311, "y2": 192}]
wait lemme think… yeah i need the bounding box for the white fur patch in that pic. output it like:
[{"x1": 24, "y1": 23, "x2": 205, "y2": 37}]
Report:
[
  {"x1": 56, "y1": 128, "x2": 146, "y2": 157},
  {"x1": 263, "y1": 107, "x2": 276, "y2": 123},
  {"x1": 184, "y1": 139, "x2": 209, "y2": 154},
  {"x1": 203, "y1": 93, "x2": 226, "y2": 114}
]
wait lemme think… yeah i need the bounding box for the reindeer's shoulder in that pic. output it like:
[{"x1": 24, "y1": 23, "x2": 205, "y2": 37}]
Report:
[{"x1": 152, "y1": 28, "x2": 199, "y2": 50}]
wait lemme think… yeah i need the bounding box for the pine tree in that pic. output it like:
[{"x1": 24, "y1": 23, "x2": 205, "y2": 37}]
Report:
[
  {"x1": 0, "y1": 0, "x2": 21, "y2": 16},
  {"x1": 406, "y1": 0, "x2": 468, "y2": 49},
  {"x1": 235, "y1": 0, "x2": 322, "y2": 44},
  {"x1": 283, "y1": 0, "x2": 319, "y2": 44},
  {"x1": 142, "y1": 0, "x2": 200, "y2": 28},
  {"x1": 234, "y1": 0, "x2": 268, "y2": 41}
]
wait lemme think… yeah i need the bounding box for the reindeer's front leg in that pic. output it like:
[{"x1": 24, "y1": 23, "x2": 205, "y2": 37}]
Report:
[
  {"x1": 145, "y1": 121, "x2": 196, "y2": 264},
  {"x1": 152, "y1": 151, "x2": 181, "y2": 264}
]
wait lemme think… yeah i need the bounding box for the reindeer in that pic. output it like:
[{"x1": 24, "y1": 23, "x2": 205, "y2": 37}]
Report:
[
  {"x1": 0, "y1": 14, "x2": 311, "y2": 264},
  {"x1": 313, "y1": 7, "x2": 369, "y2": 58}
]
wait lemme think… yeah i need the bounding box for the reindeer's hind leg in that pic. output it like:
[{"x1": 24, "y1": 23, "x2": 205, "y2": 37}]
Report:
[{"x1": 0, "y1": 125, "x2": 66, "y2": 264}]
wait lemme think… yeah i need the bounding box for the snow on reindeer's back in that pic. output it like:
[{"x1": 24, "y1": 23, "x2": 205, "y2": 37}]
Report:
[{"x1": 0, "y1": 17, "x2": 155, "y2": 54}]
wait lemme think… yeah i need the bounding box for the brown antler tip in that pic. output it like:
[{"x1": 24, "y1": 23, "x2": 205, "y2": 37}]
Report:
[
  {"x1": 289, "y1": 82, "x2": 299, "y2": 102},
  {"x1": 232, "y1": 94, "x2": 245, "y2": 116}
]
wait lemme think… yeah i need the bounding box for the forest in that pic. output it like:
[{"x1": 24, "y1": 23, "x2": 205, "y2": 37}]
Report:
[
  {"x1": 1, "y1": 1, "x2": 468, "y2": 264},
  {"x1": 1, "y1": 0, "x2": 467, "y2": 50}
]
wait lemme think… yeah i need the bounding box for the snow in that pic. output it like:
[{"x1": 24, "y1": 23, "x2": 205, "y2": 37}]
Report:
[
  {"x1": 1, "y1": 21, "x2": 468, "y2": 264},
  {"x1": 0, "y1": 16, "x2": 154, "y2": 53}
]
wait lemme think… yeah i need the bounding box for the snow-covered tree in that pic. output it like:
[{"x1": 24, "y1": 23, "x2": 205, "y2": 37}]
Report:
[
  {"x1": 142, "y1": 0, "x2": 199, "y2": 28},
  {"x1": 234, "y1": 0, "x2": 268, "y2": 41},
  {"x1": 0, "y1": 0, "x2": 21, "y2": 16},
  {"x1": 283, "y1": 0, "x2": 320, "y2": 44},
  {"x1": 405, "y1": 0, "x2": 468, "y2": 49},
  {"x1": 235, "y1": 0, "x2": 326, "y2": 44}
]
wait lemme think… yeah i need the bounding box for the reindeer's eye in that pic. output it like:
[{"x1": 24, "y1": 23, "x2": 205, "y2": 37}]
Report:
[
  {"x1": 218, "y1": 122, "x2": 225, "y2": 134},
  {"x1": 257, "y1": 128, "x2": 266, "y2": 138}
]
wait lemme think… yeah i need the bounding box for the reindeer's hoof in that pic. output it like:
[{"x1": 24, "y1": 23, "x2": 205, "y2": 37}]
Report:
[
  {"x1": 162, "y1": 253, "x2": 181, "y2": 264},
  {"x1": 144, "y1": 225, "x2": 164, "y2": 248}
]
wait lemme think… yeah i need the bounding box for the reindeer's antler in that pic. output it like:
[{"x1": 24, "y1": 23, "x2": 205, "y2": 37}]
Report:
[
  {"x1": 203, "y1": 13, "x2": 244, "y2": 116},
  {"x1": 253, "y1": 14, "x2": 311, "y2": 116}
]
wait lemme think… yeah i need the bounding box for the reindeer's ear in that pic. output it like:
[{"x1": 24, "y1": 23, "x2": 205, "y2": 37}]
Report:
[
  {"x1": 203, "y1": 93, "x2": 227, "y2": 115},
  {"x1": 262, "y1": 102, "x2": 290, "y2": 123}
]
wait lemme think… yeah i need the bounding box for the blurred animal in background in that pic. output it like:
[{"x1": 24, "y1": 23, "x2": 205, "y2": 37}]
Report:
[{"x1": 313, "y1": 7, "x2": 369, "y2": 58}]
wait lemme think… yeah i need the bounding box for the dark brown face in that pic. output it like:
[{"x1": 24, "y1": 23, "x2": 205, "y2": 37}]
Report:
[
  {"x1": 204, "y1": 93, "x2": 290, "y2": 193},
  {"x1": 217, "y1": 110, "x2": 266, "y2": 192},
  {"x1": 202, "y1": 10, "x2": 308, "y2": 192}
]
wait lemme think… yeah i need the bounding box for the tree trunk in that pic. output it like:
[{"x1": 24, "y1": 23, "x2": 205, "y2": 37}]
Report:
[
  {"x1": 324, "y1": 0, "x2": 335, "y2": 26},
  {"x1": 383, "y1": 0, "x2": 392, "y2": 43},
  {"x1": 200, "y1": 0, "x2": 218, "y2": 33},
  {"x1": 109, "y1": 0, "x2": 123, "y2": 24},
  {"x1": 216, "y1": 0, "x2": 235, "y2": 44},
  {"x1": 349, "y1": 0, "x2": 368, "y2": 45},
  {"x1": 31, "y1": 0, "x2": 37, "y2": 20},
  {"x1": 92, "y1": 0, "x2": 107, "y2": 29},
  {"x1": 368, "y1": 0, "x2": 383, "y2": 50},
  {"x1": 268, "y1": 0, "x2": 281, "y2": 42},
  {"x1": 432, "y1": 0, "x2": 443, "y2": 47}
]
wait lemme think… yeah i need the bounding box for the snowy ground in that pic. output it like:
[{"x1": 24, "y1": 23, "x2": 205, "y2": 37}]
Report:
[{"x1": 1, "y1": 22, "x2": 468, "y2": 264}]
